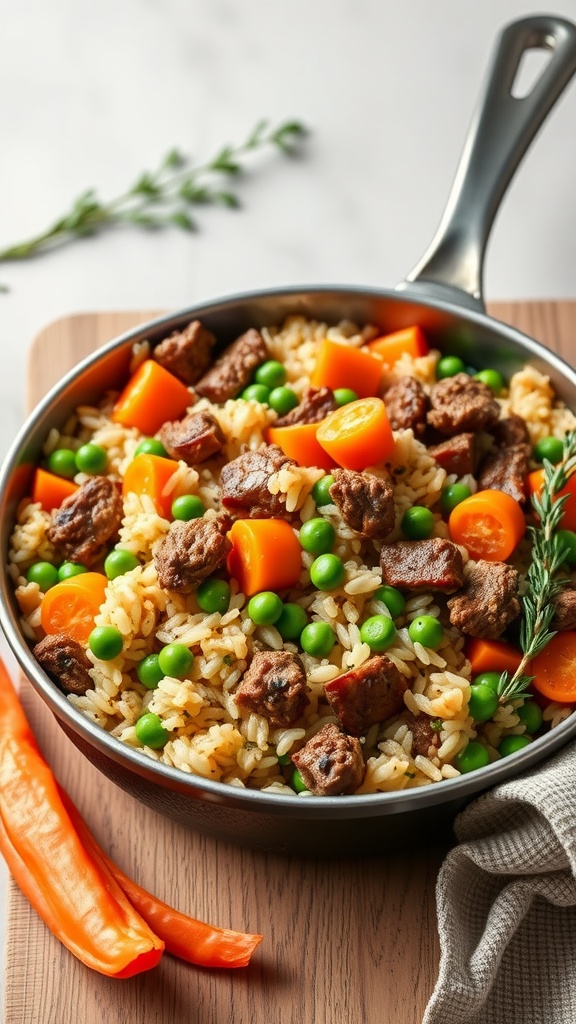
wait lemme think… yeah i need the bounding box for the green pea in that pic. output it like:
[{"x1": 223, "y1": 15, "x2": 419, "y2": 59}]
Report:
[
  {"x1": 408, "y1": 616, "x2": 444, "y2": 650},
  {"x1": 248, "y1": 591, "x2": 284, "y2": 626},
  {"x1": 299, "y1": 517, "x2": 336, "y2": 556},
  {"x1": 309, "y1": 553, "x2": 345, "y2": 591},
  {"x1": 333, "y1": 388, "x2": 359, "y2": 406},
  {"x1": 47, "y1": 448, "x2": 77, "y2": 479},
  {"x1": 312, "y1": 474, "x2": 335, "y2": 507},
  {"x1": 196, "y1": 578, "x2": 231, "y2": 614},
  {"x1": 27, "y1": 561, "x2": 59, "y2": 592},
  {"x1": 472, "y1": 671, "x2": 501, "y2": 693},
  {"x1": 255, "y1": 360, "x2": 287, "y2": 389},
  {"x1": 291, "y1": 768, "x2": 309, "y2": 793},
  {"x1": 499, "y1": 734, "x2": 531, "y2": 757},
  {"x1": 276, "y1": 603, "x2": 308, "y2": 641},
  {"x1": 516, "y1": 700, "x2": 543, "y2": 735},
  {"x1": 468, "y1": 683, "x2": 499, "y2": 722},
  {"x1": 474, "y1": 368, "x2": 504, "y2": 395},
  {"x1": 241, "y1": 383, "x2": 271, "y2": 404},
  {"x1": 135, "y1": 712, "x2": 169, "y2": 749},
  {"x1": 534, "y1": 436, "x2": 564, "y2": 464},
  {"x1": 300, "y1": 622, "x2": 336, "y2": 658},
  {"x1": 57, "y1": 561, "x2": 88, "y2": 581},
  {"x1": 360, "y1": 615, "x2": 396, "y2": 652},
  {"x1": 437, "y1": 355, "x2": 466, "y2": 379},
  {"x1": 104, "y1": 549, "x2": 140, "y2": 580},
  {"x1": 556, "y1": 529, "x2": 576, "y2": 568},
  {"x1": 441, "y1": 483, "x2": 472, "y2": 515},
  {"x1": 268, "y1": 386, "x2": 299, "y2": 416},
  {"x1": 134, "y1": 438, "x2": 168, "y2": 458},
  {"x1": 137, "y1": 654, "x2": 165, "y2": 690},
  {"x1": 277, "y1": 752, "x2": 292, "y2": 766},
  {"x1": 89, "y1": 625, "x2": 124, "y2": 661},
  {"x1": 455, "y1": 741, "x2": 490, "y2": 774},
  {"x1": 171, "y1": 494, "x2": 205, "y2": 521},
  {"x1": 75, "y1": 443, "x2": 108, "y2": 475},
  {"x1": 372, "y1": 585, "x2": 406, "y2": 619},
  {"x1": 158, "y1": 643, "x2": 194, "y2": 678},
  {"x1": 401, "y1": 506, "x2": 434, "y2": 540}
]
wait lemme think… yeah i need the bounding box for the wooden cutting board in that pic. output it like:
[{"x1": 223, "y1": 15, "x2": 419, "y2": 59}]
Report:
[{"x1": 4, "y1": 301, "x2": 575, "y2": 1024}]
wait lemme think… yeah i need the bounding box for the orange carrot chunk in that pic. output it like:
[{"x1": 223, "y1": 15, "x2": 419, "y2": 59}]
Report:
[
  {"x1": 530, "y1": 631, "x2": 576, "y2": 703},
  {"x1": 31, "y1": 468, "x2": 79, "y2": 512},
  {"x1": 267, "y1": 422, "x2": 334, "y2": 472},
  {"x1": 227, "y1": 519, "x2": 302, "y2": 597},
  {"x1": 309, "y1": 338, "x2": 384, "y2": 398},
  {"x1": 466, "y1": 637, "x2": 523, "y2": 677},
  {"x1": 122, "y1": 452, "x2": 180, "y2": 519},
  {"x1": 40, "y1": 572, "x2": 108, "y2": 643},
  {"x1": 316, "y1": 397, "x2": 395, "y2": 471},
  {"x1": 366, "y1": 325, "x2": 429, "y2": 367},
  {"x1": 448, "y1": 489, "x2": 525, "y2": 561},
  {"x1": 527, "y1": 467, "x2": 576, "y2": 532},
  {"x1": 112, "y1": 359, "x2": 192, "y2": 436}
]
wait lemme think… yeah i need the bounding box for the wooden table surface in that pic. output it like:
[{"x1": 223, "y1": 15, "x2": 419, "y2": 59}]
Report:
[{"x1": 4, "y1": 300, "x2": 575, "y2": 1024}]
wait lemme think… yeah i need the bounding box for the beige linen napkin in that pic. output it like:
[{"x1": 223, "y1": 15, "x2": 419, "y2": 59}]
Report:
[{"x1": 423, "y1": 741, "x2": 576, "y2": 1024}]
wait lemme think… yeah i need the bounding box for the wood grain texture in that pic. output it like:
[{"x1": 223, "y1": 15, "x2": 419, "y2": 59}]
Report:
[{"x1": 5, "y1": 301, "x2": 575, "y2": 1023}]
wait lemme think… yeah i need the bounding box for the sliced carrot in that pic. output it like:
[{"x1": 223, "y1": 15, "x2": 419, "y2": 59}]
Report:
[
  {"x1": 112, "y1": 359, "x2": 192, "y2": 436},
  {"x1": 316, "y1": 397, "x2": 395, "y2": 471},
  {"x1": 122, "y1": 453, "x2": 180, "y2": 519},
  {"x1": 366, "y1": 326, "x2": 429, "y2": 367},
  {"x1": 467, "y1": 637, "x2": 523, "y2": 677},
  {"x1": 267, "y1": 422, "x2": 334, "y2": 471},
  {"x1": 309, "y1": 338, "x2": 383, "y2": 398},
  {"x1": 40, "y1": 572, "x2": 108, "y2": 643},
  {"x1": 227, "y1": 519, "x2": 302, "y2": 597},
  {"x1": 530, "y1": 631, "x2": 576, "y2": 703},
  {"x1": 527, "y1": 467, "x2": 576, "y2": 531},
  {"x1": 31, "y1": 468, "x2": 78, "y2": 512},
  {"x1": 448, "y1": 489, "x2": 525, "y2": 561}
]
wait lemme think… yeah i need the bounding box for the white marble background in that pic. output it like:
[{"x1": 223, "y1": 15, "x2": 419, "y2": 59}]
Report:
[{"x1": 1, "y1": 0, "x2": 576, "y2": 1013}]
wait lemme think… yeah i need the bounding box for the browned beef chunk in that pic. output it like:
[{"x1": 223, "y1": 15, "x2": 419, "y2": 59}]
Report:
[
  {"x1": 33, "y1": 634, "x2": 93, "y2": 696},
  {"x1": 160, "y1": 410, "x2": 225, "y2": 465},
  {"x1": 194, "y1": 328, "x2": 268, "y2": 402},
  {"x1": 154, "y1": 513, "x2": 232, "y2": 593},
  {"x1": 492, "y1": 413, "x2": 531, "y2": 448},
  {"x1": 428, "y1": 433, "x2": 476, "y2": 477},
  {"x1": 291, "y1": 723, "x2": 365, "y2": 795},
  {"x1": 235, "y1": 650, "x2": 309, "y2": 727},
  {"x1": 400, "y1": 710, "x2": 441, "y2": 758},
  {"x1": 275, "y1": 386, "x2": 337, "y2": 427},
  {"x1": 324, "y1": 655, "x2": 407, "y2": 736},
  {"x1": 551, "y1": 587, "x2": 576, "y2": 631},
  {"x1": 220, "y1": 444, "x2": 296, "y2": 518},
  {"x1": 328, "y1": 469, "x2": 395, "y2": 540},
  {"x1": 380, "y1": 538, "x2": 464, "y2": 592},
  {"x1": 447, "y1": 560, "x2": 520, "y2": 639},
  {"x1": 427, "y1": 374, "x2": 500, "y2": 436},
  {"x1": 153, "y1": 319, "x2": 216, "y2": 385},
  {"x1": 383, "y1": 376, "x2": 428, "y2": 435},
  {"x1": 477, "y1": 444, "x2": 530, "y2": 504},
  {"x1": 47, "y1": 476, "x2": 123, "y2": 567}
]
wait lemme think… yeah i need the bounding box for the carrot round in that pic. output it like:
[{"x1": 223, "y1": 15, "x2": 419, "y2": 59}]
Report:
[
  {"x1": 122, "y1": 452, "x2": 180, "y2": 519},
  {"x1": 527, "y1": 467, "x2": 576, "y2": 531},
  {"x1": 316, "y1": 397, "x2": 395, "y2": 471},
  {"x1": 40, "y1": 572, "x2": 108, "y2": 643},
  {"x1": 309, "y1": 338, "x2": 384, "y2": 398},
  {"x1": 267, "y1": 422, "x2": 334, "y2": 471},
  {"x1": 448, "y1": 489, "x2": 525, "y2": 561},
  {"x1": 227, "y1": 519, "x2": 302, "y2": 597},
  {"x1": 112, "y1": 359, "x2": 192, "y2": 436},
  {"x1": 366, "y1": 325, "x2": 429, "y2": 367},
  {"x1": 31, "y1": 468, "x2": 78, "y2": 512},
  {"x1": 467, "y1": 637, "x2": 523, "y2": 676},
  {"x1": 529, "y1": 631, "x2": 576, "y2": 703}
]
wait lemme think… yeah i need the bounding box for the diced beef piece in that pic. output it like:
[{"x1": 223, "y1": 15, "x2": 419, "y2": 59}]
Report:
[
  {"x1": 274, "y1": 386, "x2": 337, "y2": 427},
  {"x1": 380, "y1": 538, "x2": 464, "y2": 592},
  {"x1": 383, "y1": 376, "x2": 428, "y2": 436},
  {"x1": 551, "y1": 587, "x2": 576, "y2": 631},
  {"x1": 160, "y1": 410, "x2": 225, "y2": 465},
  {"x1": 492, "y1": 413, "x2": 531, "y2": 448},
  {"x1": 324, "y1": 655, "x2": 407, "y2": 736},
  {"x1": 400, "y1": 710, "x2": 441, "y2": 758},
  {"x1": 153, "y1": 319, "x2": 216, "y2": 386},
  {"x1": 329, "y1": 469, "x2": 395, "y2": 540},
  {"x1": 447, "y1": 560, "x2": 520, "y2": 639},
  {"x1": 235, "y1": 650, "x2": 309, "y2": 727},
  {"x1": 47, "y1": 476, "x2": 123, "y2": 567},
  {"x1": 33, "y1": 634, "x2": 93, "y2": 696},
  {"x1": 194, "y1": 328, "x2": 268, "y2": 403},
  {"x1": 427, "y1": 373, "x2": 500, "y2": 436},
  {"x1": 291, "y1": 723, "x2": 365, "y2": 796},
  {"x1": 477, "y1": 444, "x2": 530, "y2": 504},
  {"x1": 154, "y1": 513, "x2": 232, "y2": 593},
  {"x1": 428, "y1": 433, "x2": 476, "y2": 477},
  {"x1": 220, "y1": 444, "x2": 296, "y2": 518}
]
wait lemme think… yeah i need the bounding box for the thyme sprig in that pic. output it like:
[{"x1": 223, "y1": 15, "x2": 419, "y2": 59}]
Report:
[
  {"x1": 497, "y1": 428, "x2": 576, "y2": 703},
  {"x1": 0, "y1": 119, "x2": 305, "y2": 275}
]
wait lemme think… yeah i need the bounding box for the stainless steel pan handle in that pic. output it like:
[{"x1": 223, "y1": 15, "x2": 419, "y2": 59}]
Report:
[{"x1": 399, "y1": 15, "x2": 576, "y2": 312}]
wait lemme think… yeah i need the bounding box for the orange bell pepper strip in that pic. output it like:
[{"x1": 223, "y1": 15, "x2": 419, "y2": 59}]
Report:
[
  {"x1": 122, "y1": 452, "x2": 181, "y2": 519},
  {"x1": 316, "y1": 397, "x2": 395, "y2": 471},
  {"x1": 448, "y1": 489, "x2": 525, "y2": 561},
  {"x1": 527, "y1": 467, "x2": 576, "y2": 531},
  {"x1": 227, "y1": 518, "x2": 302, "y2": 596},
  {"x1": 112, "y1": 359, "x2": 193, "y2": 436},
  {"x1": 366, "y1": 326, "x2": 429, "y2": 367},
  {"x1": 466, "y1": 637, "x2": 523, "y2": 677},
  {"x1": 40, "y1": 572, "x2": 108, "y2": 643},
  {"x1": 309, "y1": 338, "x2": 384, "y2": 398},
  {"x1": 267, "y1": 422, "x2": 334, "y2": 471},
  {"x1": 31, "y1": 467, "x2": 78, "y2": 512}
]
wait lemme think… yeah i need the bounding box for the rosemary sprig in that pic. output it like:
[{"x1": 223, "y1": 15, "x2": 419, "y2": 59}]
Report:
[
  {"x1": 497, "y1": 428, "x2": 576, "y2": 703},
  {"x1": 0, "y1": 119, "x2": 306, "y2": 279}
]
